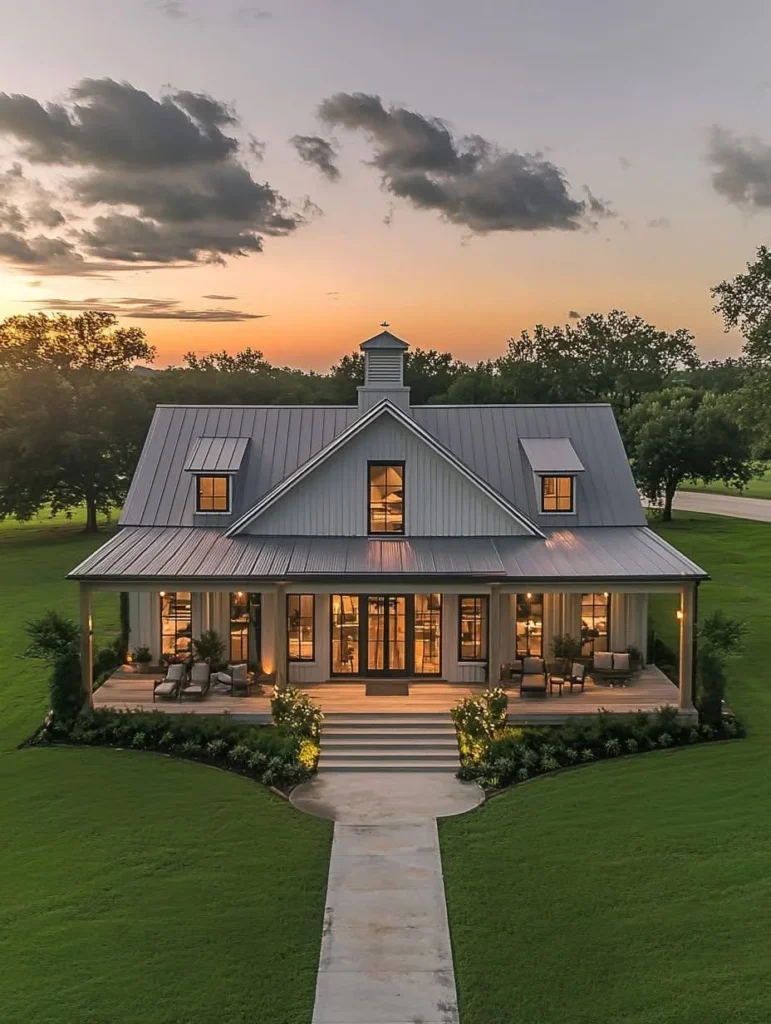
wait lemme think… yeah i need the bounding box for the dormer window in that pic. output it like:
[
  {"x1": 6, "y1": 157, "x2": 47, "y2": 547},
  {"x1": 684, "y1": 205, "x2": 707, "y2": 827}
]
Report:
[
  {"x1": 197, "y1": 475, "x2": 230, "y2": 513},
  {"x1": 368, "y1": 462, "x2": 404, "y2": 534},
  {"x1": 541, "y1": 475, "x2": 574, "y2": 513}
]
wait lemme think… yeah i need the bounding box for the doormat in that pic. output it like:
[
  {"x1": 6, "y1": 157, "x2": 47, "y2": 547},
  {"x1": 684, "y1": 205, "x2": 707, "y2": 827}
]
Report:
[{"x1": 366, "y1": 682, "x2": 409, "y2": 697}]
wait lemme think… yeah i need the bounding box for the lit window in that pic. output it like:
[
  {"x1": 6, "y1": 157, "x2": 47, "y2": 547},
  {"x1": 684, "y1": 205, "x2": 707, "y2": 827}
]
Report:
[
  {"x1": 516, "y1": 593, "x2": 544, "y2": 658},
  {"x1": 414, "y1": 594, "x2": 442, "y2": 675},
  {"x1": 331, "y1": 595, "x2": 360, "y2": 674},
  {"x1": 368, "y1": 462, "x2": 404, "y2": 534},
  {"x1": 230, "y1": 592, "x2": 261, "y2": 665},
  {"x1": 287, "y1": 594, "x2": 314, "y2": 661},
  {"x1": 541, "y1": 475, "x2": 574, "y2": 513},
  {"x1": 197, "y1": 475, "x2": 230, "y2": 512},
  {"x1": 160, "y1": 592, "x2": 192, "y2": 659},
  {"x1": 581, "y1": 592, "x2": 610, "y2": 656},
  {"x1": 459, "y1": 596, "x2": 487, "y2": 662}
]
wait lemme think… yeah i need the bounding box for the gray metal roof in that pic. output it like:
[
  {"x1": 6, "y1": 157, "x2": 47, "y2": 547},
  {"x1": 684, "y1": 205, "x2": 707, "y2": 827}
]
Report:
[
  {"x1": 120, "y1": 403, "x2": 646, "y2": 529},
  {"x1": 184, "y1": 436, "x2": 249, "y2": 473},
  {"x1": 69, "y1": 526, "x2": 707, "y2": 582},
  {"x1": 360, "y1": 330, "x2": 409, "y2": 350},
  {"x1": 519, "y1": 437, "x2": 584, "y2": 473}
]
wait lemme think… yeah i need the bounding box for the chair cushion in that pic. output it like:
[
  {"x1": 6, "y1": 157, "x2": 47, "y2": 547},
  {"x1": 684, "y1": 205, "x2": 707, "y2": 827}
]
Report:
[
  {"x1": 183, "y1": 683, "x2": 204, "y2": 695},
  {"x1": 165, "y1": 663, "x2": 186, "y2": 681},
  {"x1": 190, "y1": 663, "x2": 209, "y2": 683},
  {"x1": 521, "y1": 673, "x2": 546, "y2": 690},
  {"x1": 571, "y1": 662, "x2": 585, "y2": 679},
  {"x1": 155, "y1": 680, "x2": 177, "y2": 695},
  {"x1": 593, "y1": 652, "x2": 613, "y2": 670},
  {"x1": 217, "y1": 672, "x2": 233, "y2": 684},
  {"x1": 522, "y1": 657, "x2": 544, "y2": 674},
  {"x1": 230, "y1": 663, "x2": 249, "y2": 682},
  {"x1": 613, "y1": 652, "x2": 630, "y2": 671}
]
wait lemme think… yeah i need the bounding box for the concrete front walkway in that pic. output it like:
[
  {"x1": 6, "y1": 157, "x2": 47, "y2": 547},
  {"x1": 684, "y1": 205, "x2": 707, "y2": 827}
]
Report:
[
  {"x1": 674, "y1": 490, "x2": 771, "y2": 522},
  {"x1": 291, "y1": 773, "x2": 484, "y2": 1024}
]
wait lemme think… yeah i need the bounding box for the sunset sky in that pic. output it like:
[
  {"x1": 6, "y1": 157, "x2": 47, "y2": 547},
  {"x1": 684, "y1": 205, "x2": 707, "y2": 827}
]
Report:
[{"x1": 1, "y1": 0, "x2": 771, "y2": 368}]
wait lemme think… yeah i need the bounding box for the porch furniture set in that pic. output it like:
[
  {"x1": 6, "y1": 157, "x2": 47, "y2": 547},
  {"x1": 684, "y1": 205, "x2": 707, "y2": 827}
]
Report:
[
  {"x1": 152, "y1": 662, "x2": 265, "y2": 703},
  {"x1": 503, "y1": 652, "x2": 634, "y2": 699}
]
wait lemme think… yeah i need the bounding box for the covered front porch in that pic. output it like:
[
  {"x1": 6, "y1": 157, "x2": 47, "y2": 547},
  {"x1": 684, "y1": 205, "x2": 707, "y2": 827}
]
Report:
[{"x1": 94, "y1": 663, "x2": 688, "y2": 722}]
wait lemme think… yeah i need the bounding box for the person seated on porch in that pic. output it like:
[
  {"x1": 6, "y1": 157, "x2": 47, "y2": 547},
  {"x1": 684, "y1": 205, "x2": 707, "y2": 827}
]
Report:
[{"x1": 519, "y1": 656, "x2": 549, "y2": 695}]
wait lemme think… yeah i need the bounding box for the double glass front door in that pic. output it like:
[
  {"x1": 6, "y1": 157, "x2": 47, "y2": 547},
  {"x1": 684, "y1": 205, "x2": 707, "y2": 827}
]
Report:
[{"x1": 331, "y1": 594, "x2": 440, "y2": 677}]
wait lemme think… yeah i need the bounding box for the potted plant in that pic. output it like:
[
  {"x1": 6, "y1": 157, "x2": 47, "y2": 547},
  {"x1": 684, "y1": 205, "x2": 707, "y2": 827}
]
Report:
[
  {"x1": 192, "y1": 629, "x2": 225, "y2": 666},
  {"x1": 131, "y1": 645, "x2": 153, "y2": 673},
  {"x1": 550, "y1": 633, "x2": 582, "y2": 676}
]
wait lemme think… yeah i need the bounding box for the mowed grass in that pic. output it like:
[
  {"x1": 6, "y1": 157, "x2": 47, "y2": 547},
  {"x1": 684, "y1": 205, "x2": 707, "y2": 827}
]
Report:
[
  {"x1": 0, "y1": 512, "x2": 332, "y2": 1024},
  {"x1": 440, "y1": 513, "x2": 771, "y2": 1024},
  {"x1": 680, "y1": 461, "x2": 771, "y2": 499}
]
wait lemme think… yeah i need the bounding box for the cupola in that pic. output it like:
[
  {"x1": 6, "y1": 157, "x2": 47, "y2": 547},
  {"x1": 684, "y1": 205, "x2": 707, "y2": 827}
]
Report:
[{"x1": 357, "y1": 326, "x2": 411, "y2": 414}]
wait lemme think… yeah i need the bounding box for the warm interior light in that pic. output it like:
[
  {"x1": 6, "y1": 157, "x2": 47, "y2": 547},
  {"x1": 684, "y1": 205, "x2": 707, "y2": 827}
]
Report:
[
  {"x1": 603, "y1": 592, "x2": 609, "y2": 598},
  {"x1": 676, "y1": 609, "x2": 684, "y2": 620},
  {"x1": 526, "y1": 592, "x2": 532, "y2": 599},
  {"x1": 159, "y1": 591, "x2": 166, "y2": 597},
  {"x1": 237, "y1": 591, "x2": 244, "y2": 598}
]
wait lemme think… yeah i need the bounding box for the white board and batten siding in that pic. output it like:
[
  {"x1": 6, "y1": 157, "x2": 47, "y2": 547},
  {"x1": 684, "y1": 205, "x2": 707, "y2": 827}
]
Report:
[{"x1": 245, "y1": 415, "x2": 529, "y2": 537}]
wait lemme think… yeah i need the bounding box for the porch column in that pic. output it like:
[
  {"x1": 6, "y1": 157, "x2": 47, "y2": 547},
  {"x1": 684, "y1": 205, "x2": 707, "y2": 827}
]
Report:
[
  {"x1": 678, "y1": 582, "x2": 696, "y2": 709},
  {"x1": 79, "y1": 583, "x2": 94, "y2": 708},
  {"x1": 274, "y1": 583, "x2": 287, "y2": 690},
  {"x1": 488, "y1": 583, "x2": 502, "y2": 684}
]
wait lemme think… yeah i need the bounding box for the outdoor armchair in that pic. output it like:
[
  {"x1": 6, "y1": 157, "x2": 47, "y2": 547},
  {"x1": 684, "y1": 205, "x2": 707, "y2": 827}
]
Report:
[
  {"x1": 152, "y1": 662, "x2": 186, "y2": 702},
  {"x1": 180, "y1": 661, "x2": 212, "y2": 701},
  {"x1": 519, "y1": 656, "x2": 549, "y2": 695}
]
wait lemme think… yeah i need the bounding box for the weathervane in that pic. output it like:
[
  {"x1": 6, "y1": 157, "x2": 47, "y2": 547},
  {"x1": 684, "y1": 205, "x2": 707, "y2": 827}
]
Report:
[{"x1": 380, "y1": 320, "x2": 390, "y2": 328}]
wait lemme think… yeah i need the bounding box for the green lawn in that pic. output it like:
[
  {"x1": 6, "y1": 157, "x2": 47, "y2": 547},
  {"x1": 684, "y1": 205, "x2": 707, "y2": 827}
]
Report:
[
  {"x1": 0, "y1": 512, "x2": 332, "y2": 1024},
  {"x1": 680, "y1": 462, "x2": 771, "y2": 499},
  {"x1": 440, "y1": 513, "x2": 771, "y2": 1024}
]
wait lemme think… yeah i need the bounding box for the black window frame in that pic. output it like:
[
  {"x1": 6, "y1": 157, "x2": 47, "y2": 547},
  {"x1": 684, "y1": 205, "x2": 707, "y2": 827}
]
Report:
[
  {"x1": 516, "y1": 592, "x2": 544, "y2": 658},
  {"x1": 196, "y1": 474, "x2": 231, "y2": 513},
  {"x1": 160, "y1": 591, "x2": 192, "y2": 660},
  {"x1": 413, "y1": 593, "x2": 442, "y2": 676},
  {"x1": 458, "y1": 595, "x2": 488, "y2": 663},
  {"x1": 287, "y1": 593, "x2": 315, "y2": 662},
  {"x1": 581, "y1": 592, "x2": 611, "y2": 657},
  {"x1": 230, "y1": 591, "x2": 261, "y2": 666},
  {"x1": 540, "y1": 474, "x2": 574, "y2": 513},
  {"x1": 367, "y1": 460, "x2": 406, "y2": 535}
]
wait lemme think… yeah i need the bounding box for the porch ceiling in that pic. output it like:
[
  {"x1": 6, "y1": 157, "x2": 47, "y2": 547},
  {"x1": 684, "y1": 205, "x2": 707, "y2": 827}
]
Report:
[{"x1": 68, "y1": 525, "x2": 707, "y2": 583}]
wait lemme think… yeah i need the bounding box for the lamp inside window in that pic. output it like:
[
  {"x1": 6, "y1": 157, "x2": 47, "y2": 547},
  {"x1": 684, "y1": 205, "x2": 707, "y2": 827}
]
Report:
[{"x1": 368, "y1": 463, "x2": 404, "y2": 533}]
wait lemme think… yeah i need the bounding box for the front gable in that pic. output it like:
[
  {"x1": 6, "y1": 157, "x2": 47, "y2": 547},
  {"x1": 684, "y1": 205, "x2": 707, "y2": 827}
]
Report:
[{"x1": 228, "y1": 403, "x2": 540, "y2": 538}]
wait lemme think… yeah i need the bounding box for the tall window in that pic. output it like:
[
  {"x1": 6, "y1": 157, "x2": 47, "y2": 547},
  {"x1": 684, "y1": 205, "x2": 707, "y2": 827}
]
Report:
[
  {"x1": 414, "y1": 594, "x2": 442, "y2": 674},
  {"x1": 287, "y1": 594, "x2": 315, "y2": 661},
  {"x1": 516, "y1": 593, "x2": 544, "y2": 657},
  {"x1": 331, "y1": 595, "x2": 360, "y2": 674},
  {"x1": 581, "y1": 592, "x2": 610, "y2": 656},
  {"x1": 541, "y1": 475, "x2": 574, "y2": 513},
  {"x1": 160, "y1": 592, "x2": 192, "y2": 659},
  {"x1": 197, "y1": 475, "x2": 230, "y2": 512},
  {"x1": 230, "y1": 592, "x2": 261, "y2": 664},
  {"x1": 458, "y1": 596, "x2": 488, "y2": 662},
  {"x1": 368, "y1": 462, "x2": 405, "y2": 534}
]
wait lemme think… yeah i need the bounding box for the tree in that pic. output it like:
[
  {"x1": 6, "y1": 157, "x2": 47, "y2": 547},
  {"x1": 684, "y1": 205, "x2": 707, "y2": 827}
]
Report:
[
  {"x1": 498, "y1": 311, "x2": 700, "y2": 411},
  {"x1": 0, "y1": 311, "x2": 155, "y2": 371},
  {"x1": 625, "y1": 387, "x2": 758, "y2": 520},
  {"x1": 712, "y1": 245, "x2": 771, "y2": 366},
  {"x1": 182, "y1": 347, "x2": 273, "y2": 374},
  {"x1": 327, "y1": 347, "x2": 470, "y2": 405},
  {"x1": 0, "y1": 367, "x2": 151, "y2": 531}
]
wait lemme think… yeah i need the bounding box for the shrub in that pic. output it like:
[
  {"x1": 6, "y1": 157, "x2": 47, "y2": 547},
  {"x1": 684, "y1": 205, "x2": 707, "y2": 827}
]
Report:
[
  {"x1": 24, "y1": 611, "x2": 79, "y2": 664},
  {"x1": 271, "y1": 685, "x2": 323, "y2": 740},
  {"x1": 192, "y1": 630, "x2": 225, "y2": 665},
  {"x1": 132, "y1": 645, "x2": 152, "y2": 666},
  {"x1": 451, "y1": 687, "x2": 508, "y2": 763},
  {"x1": 49, "y1": 651, "x2": 85, "y2": 725},
  {"x1": 697, "y1": 645, "x2": 728, "y2": 728}
]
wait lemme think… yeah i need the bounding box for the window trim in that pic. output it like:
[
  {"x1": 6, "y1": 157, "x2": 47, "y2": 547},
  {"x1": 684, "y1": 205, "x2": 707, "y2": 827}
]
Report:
[
  {"x1": 287, "y1": 593, "x2": 315, "y2": 662},
  {"x1": 367, "y1": 460, "x2": 406, "y2": 535},
  {"x1": 196, "y1": 474, "x2": 231, "y2": 514},
  {"x1": 160, "y1": 591, "x2": 192, "y2": 661},
  {"x1": 540, "y1": 474, "x2": 575, "y2": 514},
  {"x1": 581, "y1": 591, "x2": 611, "y2": 657},
  {"x1": 458, "y1": 595, "x2": 488, "y2": 663},
  {"x1": 413, "y1": 593, "x2": 442, "y2": 677}
]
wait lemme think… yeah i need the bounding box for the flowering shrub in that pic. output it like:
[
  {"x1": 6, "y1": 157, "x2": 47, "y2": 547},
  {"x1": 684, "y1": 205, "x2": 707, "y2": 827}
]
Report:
[
  {"x1": 271, "y1": 685, "x2": 323, "y2": 740},
  {"x1": 450, "y1": 687, "x2": 508, "y2": 762}
]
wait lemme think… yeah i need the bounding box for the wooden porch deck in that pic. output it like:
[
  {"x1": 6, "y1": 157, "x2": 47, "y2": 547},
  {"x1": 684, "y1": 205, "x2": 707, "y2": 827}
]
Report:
[{"x1": 94, "y1": 665, "x2": 687, "y2": 722}]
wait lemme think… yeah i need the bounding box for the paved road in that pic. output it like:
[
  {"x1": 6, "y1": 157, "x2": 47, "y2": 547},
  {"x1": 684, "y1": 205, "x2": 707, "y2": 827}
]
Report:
[
  {"x1": 673, "y1": 490, "x2": 771, "y2": 522},
  {"x1": 291, "y1": 772, "x2": 483, "y2": 1024}
]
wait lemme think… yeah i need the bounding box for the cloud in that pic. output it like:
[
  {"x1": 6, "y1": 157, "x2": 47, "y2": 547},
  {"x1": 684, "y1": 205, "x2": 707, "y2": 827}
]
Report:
[
  {"x1": 317, "y1": 92, "x2": 611, "y2": 234},
  {"x1": 0, "y1": 78, "x2": 309, "y2": 273},
  {"x1": 707, "y1": 125, "x2": 771, "y2": 208},
  {"x1": 202, "y1": 293, "x2": 238, "y2": 299},
  {"x1": 647, "y1": 216, "x2": 671, "y2": 229},
  {"x1": 32, "y1": 296, "x2": 266, "y2": 321},
  {"x1": 567, "y1": 309, "x2": 581, "y2": 319},
  {"x1": 153, "y1": 0, "x2": 188, "y2": 18},
  {"x1": 290, "y1": 134, "x2": 340, "y2": 181}
]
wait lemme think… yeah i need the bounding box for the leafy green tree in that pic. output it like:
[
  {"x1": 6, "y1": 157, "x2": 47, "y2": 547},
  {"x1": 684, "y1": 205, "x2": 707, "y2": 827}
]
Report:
[
  {"x1": 625, "y1": 387, "x2": 758, "y2": 520},
  {"x1": 498, "y1": 311, "x2": 700, "y2": 411},
  {"x1": 0, "y1": 311, "x2": 155, "y2": 371},
  {"x1": 0, "y1": 368, "x2": 151, "y2": 531},
  {"x1": 328, "y1": 347, "x2": 470, "y2": 405},
  {"x1": 182, "y1": 347, "x2": 273, "y2": 373},
  {"x1": 712, "y1": 245, "x2": 771, "y2": 366}
]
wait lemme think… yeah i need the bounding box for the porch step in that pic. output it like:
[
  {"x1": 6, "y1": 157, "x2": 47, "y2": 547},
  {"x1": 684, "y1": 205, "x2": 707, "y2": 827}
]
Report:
[{"x1": 318, "y1": 712, "x2": 460, "y2": 773}]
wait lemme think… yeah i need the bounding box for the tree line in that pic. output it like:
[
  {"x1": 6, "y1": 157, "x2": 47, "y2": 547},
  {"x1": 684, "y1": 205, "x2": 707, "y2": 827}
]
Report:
[{"x1": 2, "y1": 247, "x2": 771, "y2": 530}]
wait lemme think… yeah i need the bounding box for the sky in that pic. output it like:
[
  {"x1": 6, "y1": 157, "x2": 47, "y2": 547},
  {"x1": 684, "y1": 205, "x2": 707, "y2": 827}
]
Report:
[{"x1": 1, "y1": 0, "x2": 771, "y2": 368}]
